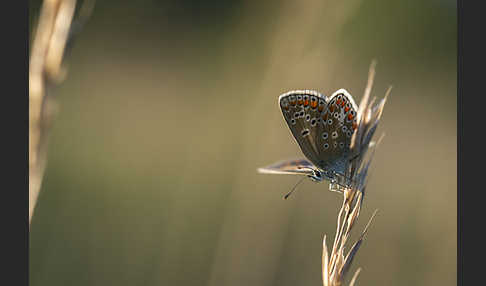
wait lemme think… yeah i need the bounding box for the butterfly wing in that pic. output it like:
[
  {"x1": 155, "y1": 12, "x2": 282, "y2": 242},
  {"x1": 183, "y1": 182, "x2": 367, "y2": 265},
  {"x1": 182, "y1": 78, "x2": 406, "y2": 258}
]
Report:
[
  {"x1": 315, "y1": 89, "x2": 359, "y2": 172},
  {"x1": 279, "y1": 90, "x2": 329, "y2": 168},
  {"x1": 257, "y1": 158, "x2": 315, "y2": 176}
]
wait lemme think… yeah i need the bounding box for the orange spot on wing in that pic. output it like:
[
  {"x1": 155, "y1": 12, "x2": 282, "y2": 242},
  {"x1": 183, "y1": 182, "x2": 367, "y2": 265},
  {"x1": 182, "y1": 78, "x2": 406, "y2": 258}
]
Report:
[
  {"x1": 352, "y1": 121, "x2": 357, "y2": 130},
  {"x1": 283, "y1": 106, "x2": 289, "y2": 110},
  {"x1": 311, "y1": 101, "x2": 318, "y2": 108},
  {"x1": 329, "y1": 105, "x2": 335, "y2": 112},
  {"x1": 318, "y1": 105, "x2": 324, "y2": 112},
  {"x1": 322, "y1": 114, "x2": 328, "y2": 120},
  {"x1": 344, "y1": 106, "x2": 350, "y2": 112},
  {"x1": 290, "y1": 100, "x2": 296, "y2": 105},
  {"x1": 348, "y1": 113, "x2": 354, "y2": 120},
  {"x1": 340, "y1": 101, "x2": 346, "y2": 107},
  {"x1": 304, "y1": 99, "x2": 309, "y2": 106},
  {"x1": 297, "y1": 100, "x2": 303, "y2": 105}
]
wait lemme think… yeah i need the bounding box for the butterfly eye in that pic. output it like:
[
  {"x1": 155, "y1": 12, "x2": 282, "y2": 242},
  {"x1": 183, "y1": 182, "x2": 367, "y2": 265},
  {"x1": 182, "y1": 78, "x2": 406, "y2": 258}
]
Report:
[
  {"x1": 291, "y1": 119, "x2": 296, "y2": 125},
  {"x1": 327, "y1": 119, "x2": 333, "y2": 125},
  {"x1": 334, "y1": 113, "x2": 339, "y2": 119},
  {"x1": 323, "y1": 143, "x2": 329, "y2": 149},
  {"x1": 311, "y1": 118, "x2": 317, "y2": 126},
  {"x1": 322, "y1": 132, "x2": 328, "y2": 139},
  {"x1": 339, "y1": 142, "x2": 345, "y2": 148},
  {"x1": 332, "y1": 131, "x2": 338, "y2": 139},
  {"x1": 342, "y1": 126, "x2": 347, "y2": 132}
]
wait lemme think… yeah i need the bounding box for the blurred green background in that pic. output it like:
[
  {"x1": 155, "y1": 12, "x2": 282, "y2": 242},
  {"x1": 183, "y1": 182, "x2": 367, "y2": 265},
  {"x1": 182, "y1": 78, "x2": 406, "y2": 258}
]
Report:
[{"x1": 29, "y1": 0, "x2": 456, "y2": 286}]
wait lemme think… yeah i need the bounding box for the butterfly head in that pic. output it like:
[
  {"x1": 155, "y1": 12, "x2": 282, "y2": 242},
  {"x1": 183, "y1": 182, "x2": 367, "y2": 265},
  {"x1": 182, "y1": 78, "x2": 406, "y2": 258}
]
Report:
[{"x1": 308, "y1": 169, "x2": 325, "y2": 182}]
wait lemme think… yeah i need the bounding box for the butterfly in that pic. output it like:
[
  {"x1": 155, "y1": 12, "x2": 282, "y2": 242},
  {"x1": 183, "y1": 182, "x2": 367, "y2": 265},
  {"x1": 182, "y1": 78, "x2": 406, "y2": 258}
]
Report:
[{"x1": 258, "y1": 89, "x2": 360, "y2": 198}]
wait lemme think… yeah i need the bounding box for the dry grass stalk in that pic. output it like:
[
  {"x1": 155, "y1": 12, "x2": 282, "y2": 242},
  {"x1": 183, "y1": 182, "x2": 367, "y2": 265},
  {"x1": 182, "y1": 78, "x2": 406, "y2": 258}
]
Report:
[
  {"x1": 29, "y1": 0, "x2": 94, "y2": 226},
  {"x1": 321, "y1": 61, "x2": 391, "y2": 286}
]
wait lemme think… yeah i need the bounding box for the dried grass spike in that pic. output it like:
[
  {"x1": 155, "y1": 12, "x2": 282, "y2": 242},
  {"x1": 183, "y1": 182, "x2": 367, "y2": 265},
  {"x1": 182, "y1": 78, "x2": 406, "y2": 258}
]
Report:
[
  {"x1": 348, "y1": 268, "x2": 362, "y2": 286},
  {"x1": 322, "y1": 235, "x2": 330, "y2": 286},
  {"x1": 339, "y1": 209, "x2": 378, "y2": 279}
]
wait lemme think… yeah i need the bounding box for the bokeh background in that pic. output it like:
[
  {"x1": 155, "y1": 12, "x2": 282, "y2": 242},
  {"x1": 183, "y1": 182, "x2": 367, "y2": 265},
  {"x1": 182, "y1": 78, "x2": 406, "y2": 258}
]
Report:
[{"x1": 29, "y1": 0, "x2": 457, "y2": 286}]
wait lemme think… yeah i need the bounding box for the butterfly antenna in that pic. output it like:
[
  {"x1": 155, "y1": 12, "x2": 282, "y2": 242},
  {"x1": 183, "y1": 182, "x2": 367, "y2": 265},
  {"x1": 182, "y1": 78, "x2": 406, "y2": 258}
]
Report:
[{"x1": 284, "y1": 176, "x2": 307, "y2": 200}]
